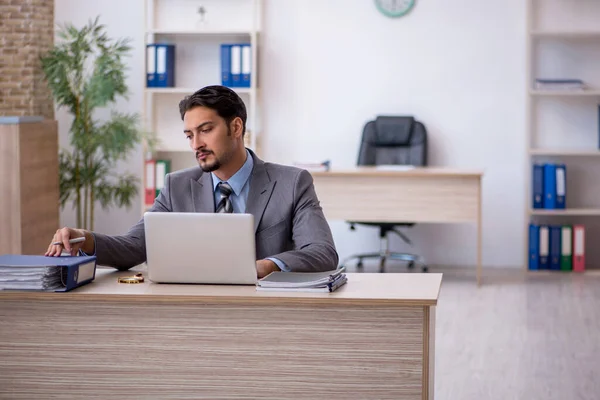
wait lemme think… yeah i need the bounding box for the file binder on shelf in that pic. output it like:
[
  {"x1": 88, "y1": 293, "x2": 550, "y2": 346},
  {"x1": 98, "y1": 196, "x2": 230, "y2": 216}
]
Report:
[
  {"x1": 528, "y1": 223, "x2": 540, "y2": 270},
  {"x1": 230, "y1": 44, "x2": 242, "y2": 87},
  {"x1": 145, "y1": 159, "x2": 156, "y2": 207},
  {"x1": 532, "y1": 164, "x2": 544, "y2": 209},
  {"x1": 146, "y1": 44, "x2": 157, "y2": 87},
  {"x1": 548, "y1": 225, "x2": 561, "y2": 270},
  {"x1": 555, "y1": 164, "x2": 566, "y2": 209},
  {"x1": 0, "y1": 255, "x2": 97, "y2": 292},
  {"x1": 573, "y1": 225, "x2": 585, "y2": 272},
  {"x1": 155, "y1": 159, "x2": 171, "y2": 197},
  {"x1": 220, "y1": 44, "x2": 231, "y2": 86},
  {"x1": 543, "y1": 163, "x2": 557, "y2": 209},
  {"x1": 241, "y1": 43, "x2": 251, "y2": 88},
  {"x1": 155, "y1": 44, "x2": 175, "y2": 88},
  {"x1": 539, "y1": 225, "x2": 549, "y2": 269},
  {"x1": 560, "y1": 225, "x2": 572, "y2": 271}
]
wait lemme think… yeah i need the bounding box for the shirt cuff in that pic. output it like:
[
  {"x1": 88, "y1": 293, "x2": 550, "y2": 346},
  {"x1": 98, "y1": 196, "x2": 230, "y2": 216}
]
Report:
[
  {"x1": 267, "y1": 257, "x2": 289, "y2": 272},
  {"x1": 78, "y1": 233, "x2": 97, "y2": 257}
]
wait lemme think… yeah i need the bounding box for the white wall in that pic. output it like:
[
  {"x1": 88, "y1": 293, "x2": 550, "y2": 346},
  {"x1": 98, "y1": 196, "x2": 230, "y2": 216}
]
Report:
[
  {"x1": 54, "y1": 0, "x2": 528, "y2": 268},
  {"x1": 261, "y1": 0, "x2": 527, "y2": 268},
  {"x1": 54, "y1": 0, "x2": 145, "y2": 235}
]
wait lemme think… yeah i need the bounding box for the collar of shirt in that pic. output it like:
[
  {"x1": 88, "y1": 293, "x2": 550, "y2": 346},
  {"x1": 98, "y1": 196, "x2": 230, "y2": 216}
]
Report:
[{"x1": 211, "y1": 149, "x2": 254, "y2": 196}]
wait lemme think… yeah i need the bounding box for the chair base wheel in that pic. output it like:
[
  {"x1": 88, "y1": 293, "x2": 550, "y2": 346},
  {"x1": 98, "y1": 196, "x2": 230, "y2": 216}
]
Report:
[
  {"x1": 421, "y1": 265, "x2": 428, "y2": 273},
  {"x1": 407, "y1": 261, "x2": 415, "y2": 269}
]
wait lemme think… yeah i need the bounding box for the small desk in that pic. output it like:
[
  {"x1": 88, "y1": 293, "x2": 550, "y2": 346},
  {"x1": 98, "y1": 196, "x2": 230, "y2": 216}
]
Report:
[
  {"x1": 311, "y1": 167, "x2": 483, "y2": 285},
  {"x1": 0, "y1": 269, "x2": 442, "y2": 400}
]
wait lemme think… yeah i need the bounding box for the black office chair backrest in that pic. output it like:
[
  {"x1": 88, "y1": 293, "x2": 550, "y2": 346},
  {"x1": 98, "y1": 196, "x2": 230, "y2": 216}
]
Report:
[{"x1": 357, "y1": 116, "x2": 427, "y2": 166}]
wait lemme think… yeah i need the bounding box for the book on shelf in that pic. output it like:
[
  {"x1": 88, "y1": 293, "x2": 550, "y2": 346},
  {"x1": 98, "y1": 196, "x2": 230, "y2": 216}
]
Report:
[
  {"x1": 0, "y1": 255, "x2": 97, "y2": 291},
  {"x1": 256, "y1": 268, "x2": 347, "y2": 293},
  {"x1": 534, "y1": 79, "x2": 586, "y2": 91}
]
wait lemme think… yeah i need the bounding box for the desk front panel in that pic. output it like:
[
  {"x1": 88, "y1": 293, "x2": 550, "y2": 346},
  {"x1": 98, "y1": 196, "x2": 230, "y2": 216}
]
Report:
[
  {"x1": 312, "y1": 174, "x2": 480, "y2": 223},
  {"x1": 0, "y1": 299, "x2": 431, "y2": 400}
]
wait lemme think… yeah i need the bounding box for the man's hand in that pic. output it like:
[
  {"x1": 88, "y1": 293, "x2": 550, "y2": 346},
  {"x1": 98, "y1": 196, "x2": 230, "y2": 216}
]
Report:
[
  {"x1": 45, "y1": 227, "x2": 94, "y2": 257},
  {"x1": 256, "y1": 259, "x2": 280, "y2": 279}
]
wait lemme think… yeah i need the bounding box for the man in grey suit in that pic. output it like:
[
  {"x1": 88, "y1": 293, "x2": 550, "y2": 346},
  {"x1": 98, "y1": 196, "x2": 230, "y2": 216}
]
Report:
[{"x1": 46, "y1": 85, "x2": 338, "y2": 278}]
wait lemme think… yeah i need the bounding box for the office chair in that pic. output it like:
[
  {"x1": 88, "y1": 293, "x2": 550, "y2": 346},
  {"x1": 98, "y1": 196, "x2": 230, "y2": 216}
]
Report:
[{"x1": 342, "y1": 115, "x2": 428, "y2": 273}]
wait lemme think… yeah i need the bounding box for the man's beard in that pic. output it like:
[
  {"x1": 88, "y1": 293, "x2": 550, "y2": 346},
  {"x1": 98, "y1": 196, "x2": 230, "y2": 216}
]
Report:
[
  {"x1": 196, "y1": 150, "x2": 221, "y2": 172},
  {"x1": 199, "y1": 157, "x2": 221, "y2": 173}
]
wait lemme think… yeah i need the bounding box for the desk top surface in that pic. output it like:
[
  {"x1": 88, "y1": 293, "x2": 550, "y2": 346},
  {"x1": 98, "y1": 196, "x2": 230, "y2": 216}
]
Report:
[
  {"x1": 310, "y1": 166, "x2": 483, "y2": 178},
  {"x1": 0, "y1": 268, "x2": 443, "y2": 306}
]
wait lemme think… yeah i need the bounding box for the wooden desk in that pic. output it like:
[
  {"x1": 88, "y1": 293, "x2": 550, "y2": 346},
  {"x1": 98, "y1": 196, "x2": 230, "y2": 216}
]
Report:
[
  {"x1": 311, "y1": 167, "x2": 483, "y2": 285},
  {"x1": 0, "y1": 269, "x2": 442, "y2": 400}
]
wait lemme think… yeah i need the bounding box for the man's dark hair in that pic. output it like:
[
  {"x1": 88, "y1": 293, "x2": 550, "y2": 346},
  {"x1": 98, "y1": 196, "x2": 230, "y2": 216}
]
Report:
[{"x1": 178, "y1": 85, "x2": 247, "y2": 136}]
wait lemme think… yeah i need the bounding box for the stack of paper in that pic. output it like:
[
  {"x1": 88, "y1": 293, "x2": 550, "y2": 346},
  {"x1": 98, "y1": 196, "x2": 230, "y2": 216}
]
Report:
[
  {"x1": 0, "y1": 255, "x2": 97, "y2": 292},
  {"x1": 0, "y1": 265, "x2": 66, "y2": 290},
  {"x1": 256, "y1": 269, "x2": 347, "y2": 293}
]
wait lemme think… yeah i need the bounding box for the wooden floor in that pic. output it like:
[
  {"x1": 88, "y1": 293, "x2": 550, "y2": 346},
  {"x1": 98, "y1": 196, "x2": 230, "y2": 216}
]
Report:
[{"x1": 346, "y1": 263, "x2": 600, "y2": 400}]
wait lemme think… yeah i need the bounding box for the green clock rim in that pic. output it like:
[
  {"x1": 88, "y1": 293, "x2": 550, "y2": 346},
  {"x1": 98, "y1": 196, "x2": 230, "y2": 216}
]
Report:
[{"x1": 374, "y1": 0, "x2": 416, "y2": 17}]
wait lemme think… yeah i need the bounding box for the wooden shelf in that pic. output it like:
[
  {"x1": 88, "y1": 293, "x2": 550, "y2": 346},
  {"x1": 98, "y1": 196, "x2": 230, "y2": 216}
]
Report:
[
  {"x1": 529, "y1": 208, "x2": 600, "y2": 216},
  {"x1": 146, "y1": 29, "x2": 254, "y2": 36},
  {"x1": 146, "y1": 87, "x2": 253, "y2": 95},
  {"x1": 530, "y1": 30, "x2": 600, "y2": 38},
  {"x1": 529, "y1": 90, "x2": 600, "y2": 96},
  {"x1": 529, "y1": 149, "x2": 600, "y2": 156}
]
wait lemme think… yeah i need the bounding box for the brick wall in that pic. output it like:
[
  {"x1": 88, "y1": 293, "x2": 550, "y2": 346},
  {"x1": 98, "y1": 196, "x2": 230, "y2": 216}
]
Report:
[{"x1": 0, "y1": 0, "x2": 55, "y2": 119}]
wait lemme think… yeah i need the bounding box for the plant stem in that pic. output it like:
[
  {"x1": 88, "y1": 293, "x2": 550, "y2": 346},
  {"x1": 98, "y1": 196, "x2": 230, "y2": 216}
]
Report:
[{"x1": 74, "y1": 97, "x2": 82, "y2": 228}]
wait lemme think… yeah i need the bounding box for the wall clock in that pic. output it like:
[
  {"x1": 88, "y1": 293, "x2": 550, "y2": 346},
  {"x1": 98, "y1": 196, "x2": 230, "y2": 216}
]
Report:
[{"x1": 374, "y1": 0, "x2": 416, "y2": 18}]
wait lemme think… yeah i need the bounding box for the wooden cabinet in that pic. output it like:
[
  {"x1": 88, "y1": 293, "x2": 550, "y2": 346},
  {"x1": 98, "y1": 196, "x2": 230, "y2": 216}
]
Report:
[{"x1": 0, "y1": 119, "x2": 59, "y2": 255}]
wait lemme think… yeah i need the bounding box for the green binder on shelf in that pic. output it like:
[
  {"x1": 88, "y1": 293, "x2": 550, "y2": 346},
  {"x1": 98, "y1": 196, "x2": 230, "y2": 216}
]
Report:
[
  {"x1": 560, "y1": 225, "x2": 572, "y2": 271},
  {"x1": 155, "y1": 159, "x2": 171, "y2": 197}
]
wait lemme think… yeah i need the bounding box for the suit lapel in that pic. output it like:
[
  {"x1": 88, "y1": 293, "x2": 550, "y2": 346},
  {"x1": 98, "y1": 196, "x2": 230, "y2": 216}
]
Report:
[
  {"x1": 246, "y1": 155, "x2": 276, "y2": 233},
  {"x1": 191, "y1": 172, "x2": 215, "y2": 213}
]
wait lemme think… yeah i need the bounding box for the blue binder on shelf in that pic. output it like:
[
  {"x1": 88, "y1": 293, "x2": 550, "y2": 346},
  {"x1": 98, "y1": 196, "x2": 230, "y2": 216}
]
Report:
[
  {"x1": 146, "y1": 44, "x2": 157, "y2": 87},
  {"x1": 543, "y1": 163, "x2": 557, "y2": 209},
  {"x1": 528, "y1": 223, "x2": 540, "y2": 270},
  {"x1": 240, "y1": 43, "x2": 251, "y2": 88},
  {"x1": 230, "y1": 44, "x2": 242, "y2": 87},
  {"x1": 155, "y1": 44, "x2": 175, "y2": 88},
  {"x1": 0, "y1": 255, "x2": 97, "y2": 292},
  {"x1": 548, "y1": 225, "x2": 561, "y2": 270},
  {"x1": 539, "y1": 225, "x2": 549, "y2": 269},
  {"x1": 555, "y1": 163, "x2": 566, "y2": 209},
  {"x1": 220, "y1": 44, "x2": 232, "y2": 87},
  {"x1": 532, "y1": 164, "x2": 544, "y2": 209}
]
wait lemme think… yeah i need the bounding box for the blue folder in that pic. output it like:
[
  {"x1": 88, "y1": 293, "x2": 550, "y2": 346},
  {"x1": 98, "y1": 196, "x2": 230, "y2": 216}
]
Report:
[
  {"x1": 154, "y1": 44, "x2": 176, "y2": 88},
  {"x1": 555, "y1": 164, "x2": 566, "y2": 209},
  {"x1": 548, "y1": 225, "x2": 561, "y2": 270},
  {"x1": 532, "y1": 164, "x2": 544, "y2": 209},
  {"x1": 528, "y1": 223, "x2": 540, "y2": 270},
  {"x1": 543, "y1": 163, "x2": 557, "y2": 209},
  {"x1": 0, "y1": 255, "x2": 97, "y2": 292}
]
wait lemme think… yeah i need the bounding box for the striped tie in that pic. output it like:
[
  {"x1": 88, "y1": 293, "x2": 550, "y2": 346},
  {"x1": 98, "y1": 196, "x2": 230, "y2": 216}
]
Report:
[{"x1": 216, "y1": 182, "x2": 234, "y2": 213}]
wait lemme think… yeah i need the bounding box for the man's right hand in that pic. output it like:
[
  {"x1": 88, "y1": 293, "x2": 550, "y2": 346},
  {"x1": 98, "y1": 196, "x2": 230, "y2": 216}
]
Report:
[{"x1": 45, "y1": 227, "x2": 94, "y2": 257}]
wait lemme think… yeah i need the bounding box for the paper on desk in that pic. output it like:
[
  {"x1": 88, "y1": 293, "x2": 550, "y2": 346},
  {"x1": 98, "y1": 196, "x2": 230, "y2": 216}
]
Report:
[{"x1": 374, "y1": 165, "x2": 416, "y2": 171}]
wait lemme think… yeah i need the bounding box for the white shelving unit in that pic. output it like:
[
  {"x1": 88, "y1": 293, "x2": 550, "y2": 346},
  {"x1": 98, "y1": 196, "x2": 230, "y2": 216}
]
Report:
[
  {"x1": 525, "y1": 0, "x2": 600, "y2": 270},
  {"x1": 142, "y1": 0, "x2": 263, "y2": 214}
]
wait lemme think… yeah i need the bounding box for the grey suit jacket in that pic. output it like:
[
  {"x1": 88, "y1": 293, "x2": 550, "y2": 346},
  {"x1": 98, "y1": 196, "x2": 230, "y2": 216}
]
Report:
[{"x1": 93, "y1": 150, "x2": 339, "y2": 273}]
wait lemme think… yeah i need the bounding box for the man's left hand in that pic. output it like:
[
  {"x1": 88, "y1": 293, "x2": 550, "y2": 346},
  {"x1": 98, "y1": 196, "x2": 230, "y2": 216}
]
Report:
[{"x1": 256, "y1": 259, "x2": 280, "y2": 279}]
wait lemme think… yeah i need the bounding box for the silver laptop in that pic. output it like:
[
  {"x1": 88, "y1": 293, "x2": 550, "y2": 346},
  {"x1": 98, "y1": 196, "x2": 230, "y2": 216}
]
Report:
[{"x1": 143, "y1": 212, "x2": 257, "y2": 285}]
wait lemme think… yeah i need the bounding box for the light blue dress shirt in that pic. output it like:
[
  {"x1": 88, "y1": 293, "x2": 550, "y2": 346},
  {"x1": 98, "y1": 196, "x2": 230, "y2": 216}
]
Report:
[{"x1": 211, "y1": 150, "x2": 289, "y2": 272}]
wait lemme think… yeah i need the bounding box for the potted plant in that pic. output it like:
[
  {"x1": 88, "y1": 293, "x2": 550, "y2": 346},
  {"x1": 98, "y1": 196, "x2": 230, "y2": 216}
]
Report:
[{"x1": 41, "y1": 16, "x2": 154, "y2": 230}]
